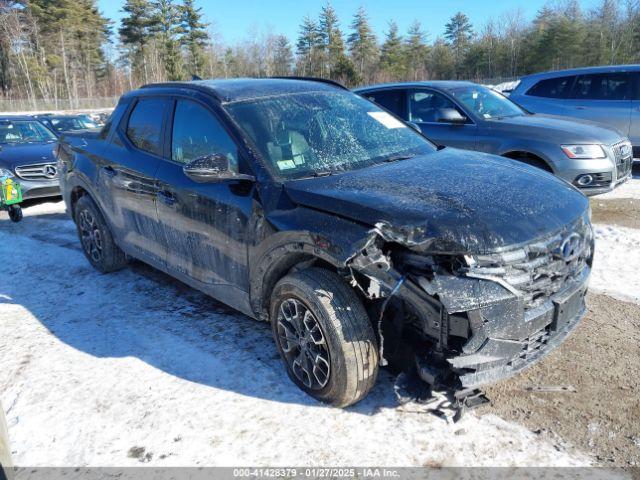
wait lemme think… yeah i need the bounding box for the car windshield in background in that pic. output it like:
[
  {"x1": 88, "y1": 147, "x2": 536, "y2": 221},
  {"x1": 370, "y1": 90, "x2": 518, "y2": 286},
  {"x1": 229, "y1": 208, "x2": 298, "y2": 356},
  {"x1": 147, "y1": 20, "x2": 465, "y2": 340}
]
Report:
[
  {"x1": 50, "y1": 117, "x2": 97, "y2": 132},
  {"x1": 0, "y1": 120, "x2": 57, "y2": 144},
  {"x1": 224, "y1": 91, "x2": 436, "y2": 179},
  {"x1": 451, "y1": 86, "x2": 525, "y2": 119}
]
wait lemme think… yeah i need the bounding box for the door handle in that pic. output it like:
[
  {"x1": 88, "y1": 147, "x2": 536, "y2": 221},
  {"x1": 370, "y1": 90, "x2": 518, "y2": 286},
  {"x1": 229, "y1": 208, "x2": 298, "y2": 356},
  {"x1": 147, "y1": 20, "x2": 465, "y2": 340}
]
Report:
[
  {"x1": 574, "y1": 106, "x2": 588, "y2": 110},
  {"x1": 102, "y1": 165, "x2": 117, "y2": 177},
  {"x1": 157, "y1": 190, "x2": 176, "y2": 206}
]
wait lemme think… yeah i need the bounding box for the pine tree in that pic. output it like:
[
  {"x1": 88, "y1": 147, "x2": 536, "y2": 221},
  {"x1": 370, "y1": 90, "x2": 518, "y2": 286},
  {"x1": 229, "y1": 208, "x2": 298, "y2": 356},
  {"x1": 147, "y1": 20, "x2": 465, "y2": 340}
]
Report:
[
  {"x1": 179, "y1": 0, "x2": 209, "y2": 77},
  {"x1": 379, "y1": 21, "x2": 406, "y2": 80},
  {"x1": 318, "y1": 3, "x2": 353, "y2": 80},
  {"x1": 428, "y1": 38, "x2": 455, "y2": 80},
  {"x1": 296, "y1": 15, "x2": 321, "y2": 75},
  {"x1": 120, "y1": 0, "x2": 152, "y2": 49},
  {"x1": 119, "y1": 0, "x2": 153, "y2": 82},
  {"x1": 149, "y1": 0, "x2": 183, "y2": 81},
  {"x1": 25, "y1": 0, "x2": 111, "y2": 103},
  {"x1": 347, "y1": 6, "x2": 377, "y2": 82},
  {"x1": 444, "y1": 12, "x2": 473, "y2": 78},
  {"x1": 404, "y1": 20, "x2": 429, "y2": 80},
  {"x1": 273, "y1": 35, "x2": 293, "y2": 76}
]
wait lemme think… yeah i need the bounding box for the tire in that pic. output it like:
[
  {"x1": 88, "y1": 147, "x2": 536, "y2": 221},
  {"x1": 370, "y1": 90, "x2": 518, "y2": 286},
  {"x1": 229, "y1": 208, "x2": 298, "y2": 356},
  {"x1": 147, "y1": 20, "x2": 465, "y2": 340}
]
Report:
[
  {"x1": 74, "y1": 195, "x2": 127, "y2": 273},
  {"x1": 8, "y1": 205, "x2": 22, "y2": 223},
  {"x1": 270, "y1": 267, "x2": 378, "y2": 407}
]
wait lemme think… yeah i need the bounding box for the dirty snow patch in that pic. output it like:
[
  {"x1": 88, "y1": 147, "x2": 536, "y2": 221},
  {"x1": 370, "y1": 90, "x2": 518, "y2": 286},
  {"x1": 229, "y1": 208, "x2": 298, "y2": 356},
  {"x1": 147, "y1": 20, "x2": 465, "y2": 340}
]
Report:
[
  {"x1": 0, "y1": 206, "x2": 592, "y2": 467},
  {"x1": 595, "y1": 177, "x2": 640, "y2": 200},
  {"x1": 590, "y1": 224, "x2": 640, "y2": 305}
]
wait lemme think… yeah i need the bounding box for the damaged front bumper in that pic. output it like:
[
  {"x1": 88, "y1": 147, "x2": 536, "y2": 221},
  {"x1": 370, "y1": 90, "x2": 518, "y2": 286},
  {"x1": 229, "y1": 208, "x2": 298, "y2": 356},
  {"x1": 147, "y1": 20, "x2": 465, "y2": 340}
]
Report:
[
  {"x1": 448, "y1": 266, "x2": 588, "y2": 388},
  {"x1": 347, "y1": 216, "x2": 593, "y2": 390}
]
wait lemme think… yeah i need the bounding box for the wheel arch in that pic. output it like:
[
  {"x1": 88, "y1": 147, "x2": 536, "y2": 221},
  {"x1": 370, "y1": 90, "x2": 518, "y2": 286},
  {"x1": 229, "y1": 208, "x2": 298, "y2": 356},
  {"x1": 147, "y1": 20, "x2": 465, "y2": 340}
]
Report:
[
  {"x1": 250, "y1": 242, "x2": 342, "y2": 321},
  {"x1": 501, "y1": 150, "x2": 555, "y2": 173},
  {"x1": 70, "y1": 185, "x2": 90, "y2": 215}
]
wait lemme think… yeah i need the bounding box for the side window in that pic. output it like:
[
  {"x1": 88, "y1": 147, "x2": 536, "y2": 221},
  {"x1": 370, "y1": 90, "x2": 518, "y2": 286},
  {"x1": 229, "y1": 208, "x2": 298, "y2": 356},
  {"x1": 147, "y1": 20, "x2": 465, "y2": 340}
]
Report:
[
  {"x1": 364, "y1": 89, "x2": 407, "y2": 119},
  {"x1": 526, "y1": 76, "x2": 575, "y2": 98},
  {"x1": 408, "y1": 90, "x2": 459, "y2": 123},
  {"x1": 171, "y1": 99, "x2": 239, "y2": 171},
  {"x1": 633, "y1": 72, "x2": 640, "y2": 100},
  {"x1": 126, "y1": 98, "x2": 168, "y2": 156},
  {"x1": 100, "y1": 101, "x2": 129, "y2": 140},
  {"x1": 569, "y1": 73, "x2": 633, "y2": 100}
]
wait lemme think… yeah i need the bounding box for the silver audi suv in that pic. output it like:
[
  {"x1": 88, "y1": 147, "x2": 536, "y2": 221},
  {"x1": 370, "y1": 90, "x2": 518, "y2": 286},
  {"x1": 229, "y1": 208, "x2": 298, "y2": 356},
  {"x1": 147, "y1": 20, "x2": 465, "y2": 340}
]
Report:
[{"x1": 356, "y1": 81, "x2": 633, "y2": 195}]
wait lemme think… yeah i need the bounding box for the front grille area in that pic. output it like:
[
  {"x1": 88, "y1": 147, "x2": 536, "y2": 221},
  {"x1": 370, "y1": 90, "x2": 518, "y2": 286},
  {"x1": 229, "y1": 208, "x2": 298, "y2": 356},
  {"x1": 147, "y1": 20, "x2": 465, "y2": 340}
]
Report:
[
  {"x1": 14, "y1": 163, "x2": 58, "y2": 180},
  {"x1": 468, "y1": 217, "x2": 593, "y2": 311},
  {"x1": 612, "y1": 141, "x2": 633, "y2": 180},
  {"x1": 509, "y1": 326, "x2": 550, "y2": 368}
]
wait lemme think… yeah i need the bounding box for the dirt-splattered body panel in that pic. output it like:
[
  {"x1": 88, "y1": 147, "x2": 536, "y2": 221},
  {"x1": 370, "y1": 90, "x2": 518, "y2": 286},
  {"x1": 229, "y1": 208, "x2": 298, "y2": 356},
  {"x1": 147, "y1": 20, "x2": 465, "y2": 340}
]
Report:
[{"x1": 58, "y1": 78, "x2": 593, "y2": 390}]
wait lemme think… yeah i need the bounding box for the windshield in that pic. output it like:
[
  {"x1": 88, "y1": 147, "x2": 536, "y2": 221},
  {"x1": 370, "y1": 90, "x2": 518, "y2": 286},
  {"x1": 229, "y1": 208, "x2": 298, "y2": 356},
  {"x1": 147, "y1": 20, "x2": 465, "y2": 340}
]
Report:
[
  {"x1": 0, "y1": 120, "x2": 57, "y2": 144},
  {"x1": 450, "y1": 86, "x2": 525, "y2": 119},
  {"x1": 224, "y1": 90, "x2": 436, "y2": 179},
  {"x1": 51, "y1": 117, "x2": 96, "y2": 132}
]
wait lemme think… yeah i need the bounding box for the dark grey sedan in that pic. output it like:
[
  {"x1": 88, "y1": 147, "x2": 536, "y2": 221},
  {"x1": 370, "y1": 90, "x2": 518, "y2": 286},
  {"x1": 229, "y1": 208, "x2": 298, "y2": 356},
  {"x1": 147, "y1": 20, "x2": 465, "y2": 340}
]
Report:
[{"x1": 355, "y1": 81, "x2": 633, "y2": 195}]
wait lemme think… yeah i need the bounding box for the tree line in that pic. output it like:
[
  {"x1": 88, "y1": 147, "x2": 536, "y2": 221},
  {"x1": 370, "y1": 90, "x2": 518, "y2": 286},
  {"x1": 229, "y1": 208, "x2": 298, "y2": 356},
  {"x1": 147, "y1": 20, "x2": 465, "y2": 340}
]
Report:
[{"x1": 0, "y1": 0, "x2": 639, "y2": 108}]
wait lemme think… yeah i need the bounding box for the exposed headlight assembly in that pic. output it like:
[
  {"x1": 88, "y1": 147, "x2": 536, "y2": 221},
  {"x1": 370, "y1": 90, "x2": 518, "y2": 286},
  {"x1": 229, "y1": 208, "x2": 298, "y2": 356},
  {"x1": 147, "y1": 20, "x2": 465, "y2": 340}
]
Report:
[
  {"x1": 561, "y1": 144, "x2": 606, "y2": 159},
  {"x1": 0, "y1": 167, "x2": 14, "y2": 178}
]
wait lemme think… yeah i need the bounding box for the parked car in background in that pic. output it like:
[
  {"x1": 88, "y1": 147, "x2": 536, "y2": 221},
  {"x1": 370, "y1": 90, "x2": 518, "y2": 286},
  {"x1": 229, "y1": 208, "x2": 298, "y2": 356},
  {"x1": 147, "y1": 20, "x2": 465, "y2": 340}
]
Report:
[
  {"x1": 0, "y1": 117, "x2": 60, "y2": 200},
  {"x1": 38, "y1": 114, "x2": 99, "y2": 135},
  {"x1": 356, "y1": 81, "x2": 633, "y2": 195},
  {"x1": 58, "y1": 78, "x2": 593, "y2": 407},
  {"x1": 510, "y1": 65, "x2": 640, "y2": 159}
]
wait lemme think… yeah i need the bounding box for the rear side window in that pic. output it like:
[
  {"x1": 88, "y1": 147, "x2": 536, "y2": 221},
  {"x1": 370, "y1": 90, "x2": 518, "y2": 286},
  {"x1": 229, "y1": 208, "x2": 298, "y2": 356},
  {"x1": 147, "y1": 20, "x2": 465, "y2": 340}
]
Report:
[
  {"x1": 363, "y1": 89, "x2": 407, "y2": 119},
  {"x1": 171, "y1": 99, "x2": 239, "y2": 171},
  {"x1": 568, "y1": 73, "x2": 634, "y2": 100},
  {"x1": 100, "y1": 101, "x2": 129, "y2": 140},
  {"x1": 526, "y1": 76, "x2": 575, "y2": 98},
  {"x1": 126, "y1": 98, "x2": 168, "y2": 155}
]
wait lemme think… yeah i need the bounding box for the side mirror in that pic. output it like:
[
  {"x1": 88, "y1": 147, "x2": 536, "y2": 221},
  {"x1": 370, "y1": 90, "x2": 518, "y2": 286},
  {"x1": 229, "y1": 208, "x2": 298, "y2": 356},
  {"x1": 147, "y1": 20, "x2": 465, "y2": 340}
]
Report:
[
  {"x1": 435, "y1": 108, "x2": 467, "y2": 125},
  {"x1": 182, "y1": 154, "x2": 255, "y2": 183}
]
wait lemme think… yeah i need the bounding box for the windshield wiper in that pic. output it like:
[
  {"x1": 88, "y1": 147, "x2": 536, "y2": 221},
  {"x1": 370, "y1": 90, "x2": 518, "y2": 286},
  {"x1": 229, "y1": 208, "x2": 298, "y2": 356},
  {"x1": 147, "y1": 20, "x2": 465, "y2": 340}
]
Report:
[
  {"x1": 384, "y1": 153, "x2": 416, "y2": 163},
  {"x1": 312, "y1": 170, "x2": 332, "y2": 177}
]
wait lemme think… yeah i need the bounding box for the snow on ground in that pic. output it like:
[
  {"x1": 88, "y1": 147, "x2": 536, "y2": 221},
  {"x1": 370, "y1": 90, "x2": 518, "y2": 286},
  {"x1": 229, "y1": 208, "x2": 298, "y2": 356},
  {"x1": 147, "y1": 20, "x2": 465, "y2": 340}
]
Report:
[
  {"x1": 595, "y1": 177, "x2": 640, "y2": 201},
  {"x1": 0, "y1": 201, "x2": 592, "y2": 467},
  {"x1": 590, "y1": 224, "x2": 640, "y2": 305}
]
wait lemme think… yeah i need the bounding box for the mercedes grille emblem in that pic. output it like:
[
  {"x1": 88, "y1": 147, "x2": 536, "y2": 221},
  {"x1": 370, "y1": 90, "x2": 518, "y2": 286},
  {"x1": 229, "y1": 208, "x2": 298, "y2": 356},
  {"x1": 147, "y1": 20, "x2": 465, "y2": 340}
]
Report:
[{"x1": 43, "y1": 164, "x2": 58, "y2": 178}]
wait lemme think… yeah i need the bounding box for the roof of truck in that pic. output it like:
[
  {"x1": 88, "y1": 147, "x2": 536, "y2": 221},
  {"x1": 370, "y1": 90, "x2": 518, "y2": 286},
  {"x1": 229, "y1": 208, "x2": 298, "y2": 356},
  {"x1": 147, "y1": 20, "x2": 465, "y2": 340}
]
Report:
[{"x1": 138, "y1": 77, "x2": 348, "y2": 103}]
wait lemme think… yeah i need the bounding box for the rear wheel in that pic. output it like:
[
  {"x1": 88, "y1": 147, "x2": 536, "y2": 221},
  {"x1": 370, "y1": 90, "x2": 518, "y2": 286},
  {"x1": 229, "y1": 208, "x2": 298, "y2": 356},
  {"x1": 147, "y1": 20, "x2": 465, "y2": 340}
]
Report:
[
  {"x1": 74, "y1": 195, "x2": 127, "y2": 273},
  {"x1": 270, "y1": 267, "x2": 378, "y2": 407}
]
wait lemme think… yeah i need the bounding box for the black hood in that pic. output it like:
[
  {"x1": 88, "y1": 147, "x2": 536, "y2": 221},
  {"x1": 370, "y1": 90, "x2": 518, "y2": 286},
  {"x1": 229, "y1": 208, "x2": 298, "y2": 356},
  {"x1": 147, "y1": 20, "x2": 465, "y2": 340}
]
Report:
[
  {"x1": 0, "y1": 142, "x2": 57, "y2": 170},
  {"x1": 284, "y1": 149, "x2": 589, "y2": 254}
]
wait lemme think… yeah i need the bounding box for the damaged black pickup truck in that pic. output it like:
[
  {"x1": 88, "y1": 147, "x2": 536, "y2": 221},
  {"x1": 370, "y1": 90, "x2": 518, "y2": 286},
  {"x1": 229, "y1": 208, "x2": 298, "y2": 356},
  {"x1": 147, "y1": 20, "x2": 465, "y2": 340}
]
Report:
[{"x1": 57, "y1": 78, "x2": 593, "y2": 408}]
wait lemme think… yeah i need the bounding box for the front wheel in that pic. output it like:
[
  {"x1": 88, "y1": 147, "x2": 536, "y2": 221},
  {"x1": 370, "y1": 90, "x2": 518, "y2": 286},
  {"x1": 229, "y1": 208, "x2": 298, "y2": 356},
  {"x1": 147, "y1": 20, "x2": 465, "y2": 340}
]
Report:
[
  {"x1": 8, "y1": 205, "x2": 22, "y2": 223},
  {"x1": 270, "y1": 267, "x2": 379, "y2": 407},
  {"x1": 74, "y1": 195, "x2": 127, "y2": 273}
]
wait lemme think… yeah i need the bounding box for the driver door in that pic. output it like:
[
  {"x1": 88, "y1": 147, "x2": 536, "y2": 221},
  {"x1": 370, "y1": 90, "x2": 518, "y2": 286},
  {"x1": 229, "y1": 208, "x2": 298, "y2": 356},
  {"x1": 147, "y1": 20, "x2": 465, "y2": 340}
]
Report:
[
  {"x1": 407, "y1": 89, "x2": 477, "y2": 150},
  {"x1": 154, "y1": 96, "x2": 255, "y2": 302}
]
